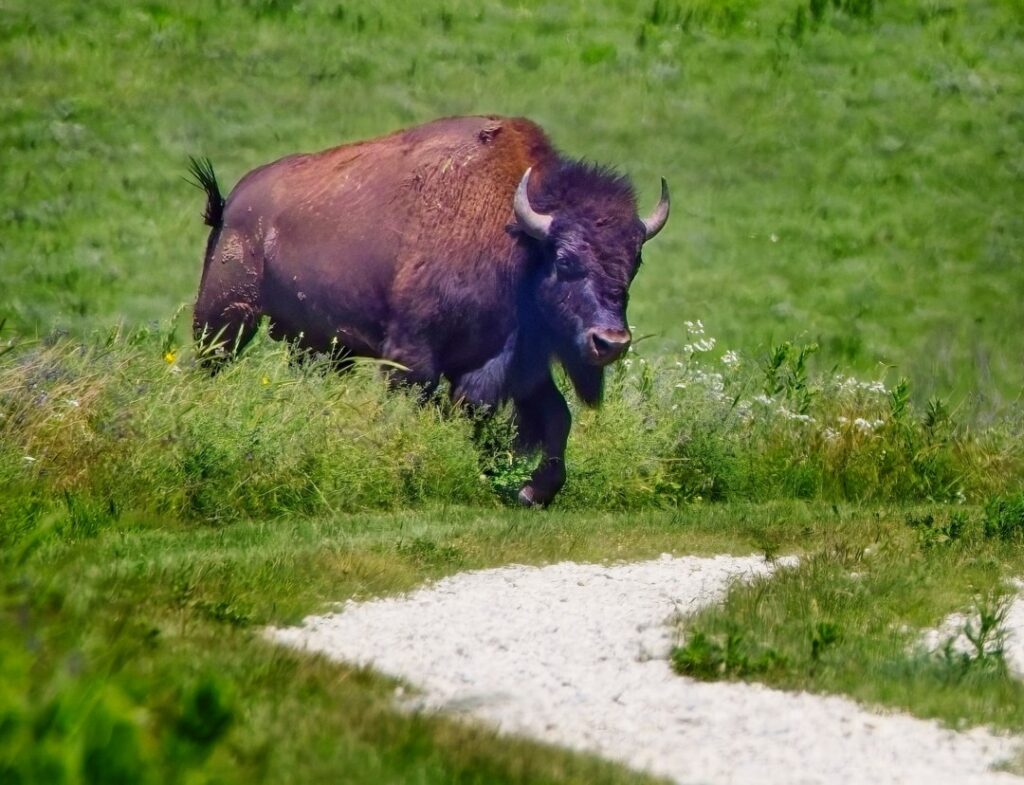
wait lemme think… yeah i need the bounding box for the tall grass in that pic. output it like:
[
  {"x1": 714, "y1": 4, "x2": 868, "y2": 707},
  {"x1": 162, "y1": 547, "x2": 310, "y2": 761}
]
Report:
[{"x1": 2, "y1": 315, "x2": 1021, "y2": 538}]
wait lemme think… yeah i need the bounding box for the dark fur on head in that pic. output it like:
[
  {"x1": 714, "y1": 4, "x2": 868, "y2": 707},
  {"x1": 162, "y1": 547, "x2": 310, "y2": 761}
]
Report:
[{"x1": 531, "y1": 159, "x2": 638, "y2": 215}]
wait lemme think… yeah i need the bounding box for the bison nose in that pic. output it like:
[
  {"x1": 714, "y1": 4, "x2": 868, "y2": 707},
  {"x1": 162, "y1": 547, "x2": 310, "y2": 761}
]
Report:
[{"x1": 587, "y1": 328, "x2": 632, "y2": 365}]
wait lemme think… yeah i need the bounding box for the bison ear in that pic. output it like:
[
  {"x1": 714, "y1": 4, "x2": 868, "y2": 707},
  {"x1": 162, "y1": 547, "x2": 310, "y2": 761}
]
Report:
[{"x1": 560, "y1": 354, "x2": 604, "y2": 407}]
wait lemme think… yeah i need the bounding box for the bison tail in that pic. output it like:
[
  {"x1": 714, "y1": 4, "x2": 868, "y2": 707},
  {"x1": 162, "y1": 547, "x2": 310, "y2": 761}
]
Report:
[{"x1": 187, "y1": 156, "x2": 224, "y2": 229}]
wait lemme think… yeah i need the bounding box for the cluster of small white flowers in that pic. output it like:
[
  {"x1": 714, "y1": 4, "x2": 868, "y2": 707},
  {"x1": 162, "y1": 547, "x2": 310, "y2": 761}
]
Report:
[
  {"x1": 683, "y1": 319, "x2": 705, "y2": 335},
  {"x1": 694, "y1": 370, "x2": 727, "y2": 400},
  {"x1": 721, "y1": 350, "x2": 740, "y2": 368},
  {"x1": 822, "y1": 427, "x2": 839, "y2": 441},
  {"x1": 733, "y1": 399, "x2": 757, "y2": 423},
  {"x1": 837, "y1": 416, "x2": 886, "y2": 432},
  {"x1": 835, "y1": 375, "x2": 887, "y2": 396},
  {"x1": 683, "y1": 337, "x2": 716, "y2": 354},
  {"x1": 752, "y1": 393, "x2": 773, "y2": 406},
  {"x1": 673, "y1": 369, "x2": 728, "y2": 402},
  {"x1": 777, "y1": 407, "x2": 815, "y2": 424}
]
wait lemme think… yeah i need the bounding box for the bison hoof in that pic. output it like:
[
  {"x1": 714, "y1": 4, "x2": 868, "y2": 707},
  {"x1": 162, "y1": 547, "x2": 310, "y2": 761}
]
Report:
[{"x1": 517, "y1": 486, "x2": 543, "y2": 508}]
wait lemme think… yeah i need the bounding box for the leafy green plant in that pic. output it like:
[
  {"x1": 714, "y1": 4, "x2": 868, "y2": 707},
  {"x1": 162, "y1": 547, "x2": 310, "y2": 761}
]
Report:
[
  {"x1": 983, "y1": 493, "x2": 1024, "y2": 542},
  {"x1": 672, "y1": 627, "x2": 785, "y2": 679},
  {"x1": 905, "y1": 509, "x2": 972, "y2": 548}
]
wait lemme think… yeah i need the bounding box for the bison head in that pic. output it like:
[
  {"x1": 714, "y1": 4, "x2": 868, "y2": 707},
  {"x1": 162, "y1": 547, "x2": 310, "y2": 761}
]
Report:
[{"x1": 514, "y1": 164, "x2": 669, "y2": 402}]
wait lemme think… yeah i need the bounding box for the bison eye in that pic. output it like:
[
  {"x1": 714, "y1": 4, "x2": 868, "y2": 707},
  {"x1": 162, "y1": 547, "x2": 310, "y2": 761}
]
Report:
[{"x1": 554, "y1": 251, "x2": 585, "y2": 280}]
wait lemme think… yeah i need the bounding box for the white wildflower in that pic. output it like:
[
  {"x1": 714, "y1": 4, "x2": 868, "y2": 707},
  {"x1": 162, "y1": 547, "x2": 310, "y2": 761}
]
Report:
[
  {"x1": 721, "y1": 350, "x2": 740, "y2": 367},
  {"x1": 823, "y1": 427, "x2": 839, "y2": 441},
  {"x1": 838, "y1": 416, "x2": 849, "y2": 424},
  {"x1": 853, "y1": 417, "x2": 884, "y2": 433},
  {"x1": 778, "y1": 407, "x2": 814, "y2": 424},
  {"x1": 753, "y1": 394, "x2": 772, "y2": 406},
  {"x1": 697, "y1": 370, "x2": 725, "y2": 391},
  {"x1": 683, "y1": 337, "x2": 716, "y2": 354},
  {"x1": 683, "y1": 319, "x2": 705, "y2": 335},
  {"x1": 836, "y1": 375, "x2": 887, "y2": 396}
]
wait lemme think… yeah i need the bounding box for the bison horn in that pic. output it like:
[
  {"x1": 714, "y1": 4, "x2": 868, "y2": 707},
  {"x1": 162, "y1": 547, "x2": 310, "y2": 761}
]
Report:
[
  {"x1": 513, "y1": 168, "x2": 553, "y2": 240},
  {"x1": 641, "y1": 178, "x2": 671, "y2": 242}
]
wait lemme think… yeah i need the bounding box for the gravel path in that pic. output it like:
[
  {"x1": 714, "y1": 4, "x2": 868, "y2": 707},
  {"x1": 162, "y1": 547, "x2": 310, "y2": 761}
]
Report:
[
  {"x1": 269, "y1": 554, "x2": 1023, "y2": 785},
  {"x1": 920, "y1": 583, "x2": 1024, "y2": 678}
]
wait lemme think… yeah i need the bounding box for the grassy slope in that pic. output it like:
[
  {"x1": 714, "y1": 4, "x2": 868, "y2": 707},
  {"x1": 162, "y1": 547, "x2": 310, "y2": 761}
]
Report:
[{"x1": 1, "y1": 0, "x2": 1023, "y2": 410}]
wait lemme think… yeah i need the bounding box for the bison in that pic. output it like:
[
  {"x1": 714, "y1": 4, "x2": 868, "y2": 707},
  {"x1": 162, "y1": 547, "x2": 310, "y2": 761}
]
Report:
[{"x1": 191, "y1": 115, "x2": 669, "y2": 506}]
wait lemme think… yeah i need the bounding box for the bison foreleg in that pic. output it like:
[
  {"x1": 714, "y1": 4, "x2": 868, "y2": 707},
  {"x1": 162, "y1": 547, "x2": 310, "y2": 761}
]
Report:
[
  {"x1": 381, "y1": 334, "x2": 440, "y2": 400},
  {"x1": 450, "y1": 333, "x2": 516, "y2": 407},
  {"x1": 514, "y1": 375, "x2": 570, "y2": 507}
]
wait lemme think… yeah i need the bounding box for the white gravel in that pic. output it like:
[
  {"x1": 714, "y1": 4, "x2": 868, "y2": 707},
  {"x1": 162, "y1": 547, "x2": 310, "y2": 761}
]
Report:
[
  {"x1": 919, "y1": 583, "x2": 1024, "y2": 678},
  {"x1": 268, "y1": 554, "x2": 1023, "y2": 785}
]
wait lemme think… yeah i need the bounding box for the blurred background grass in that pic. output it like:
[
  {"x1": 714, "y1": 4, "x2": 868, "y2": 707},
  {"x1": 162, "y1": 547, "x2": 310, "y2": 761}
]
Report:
[{"x1": 2, "y1": 0, "x2": 1022, "y2": 413}]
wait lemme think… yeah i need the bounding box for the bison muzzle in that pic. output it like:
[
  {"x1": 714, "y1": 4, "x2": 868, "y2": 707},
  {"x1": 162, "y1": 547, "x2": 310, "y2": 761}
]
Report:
[{"x1": 191, "y1": 115, "x2": 670, "y2": 507}]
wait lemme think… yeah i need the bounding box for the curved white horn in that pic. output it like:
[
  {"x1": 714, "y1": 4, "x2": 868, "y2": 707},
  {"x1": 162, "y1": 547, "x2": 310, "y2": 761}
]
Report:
[
  {"x1": 642, "y1": 178, "x2": 670, "y2": 242},
  {"x1": 513, "y1": 167, "x2": 553, "y2": 240}
]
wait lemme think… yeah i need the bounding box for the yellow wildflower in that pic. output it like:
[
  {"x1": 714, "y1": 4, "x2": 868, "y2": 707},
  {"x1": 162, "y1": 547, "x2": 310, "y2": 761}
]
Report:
[
  {"x1": 164, "y1": 350, "x2": 177, "y2": 364},
  {"x1": 261, "y1": 376, "x2": 270, "y2": 386}
]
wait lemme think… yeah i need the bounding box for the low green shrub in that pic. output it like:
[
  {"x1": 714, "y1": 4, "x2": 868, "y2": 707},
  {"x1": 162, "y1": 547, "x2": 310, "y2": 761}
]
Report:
[
  {"x1": 983, "y1": 493, "x2": 1024, "y2": 542},
  {"x1": 671, "y1": 626, "x2": 786, "y2": 679}
]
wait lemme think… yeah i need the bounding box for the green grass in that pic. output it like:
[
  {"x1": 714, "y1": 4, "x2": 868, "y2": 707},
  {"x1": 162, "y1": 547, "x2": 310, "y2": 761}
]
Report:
[
  {"x1": 2, "y1": 501, "x2": 829, "y2": 785},
  {"x1": 2, "y1": 0, "x2": 1023, "y2": 412},
  {"x1": 7, "y1": 499, "x2": 1024, "y2": 783},
  {"x1": 671, "y1": 502, "x2": 1024, "y2": 738},
  {"x1": 2, "y1": 324, "x2": 1021, "y2": 528},
  {"x1": 1, "y1": 321, "x2": 1022, "y2": 780}
]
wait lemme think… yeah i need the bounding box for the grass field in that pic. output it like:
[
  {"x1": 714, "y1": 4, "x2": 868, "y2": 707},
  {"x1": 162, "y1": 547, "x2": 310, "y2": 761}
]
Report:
[
  {"x1": 2, "y1": 0, "x2": 1022, "y2": 409},
  {"x1": 3, "y1": 1, "x2": 1024, "y2": 782}
]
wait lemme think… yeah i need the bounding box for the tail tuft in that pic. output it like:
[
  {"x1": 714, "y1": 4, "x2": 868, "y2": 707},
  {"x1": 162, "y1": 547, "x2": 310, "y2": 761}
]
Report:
[{"x1": 187, "y1": 156, "x2": 224, "y2": 228}]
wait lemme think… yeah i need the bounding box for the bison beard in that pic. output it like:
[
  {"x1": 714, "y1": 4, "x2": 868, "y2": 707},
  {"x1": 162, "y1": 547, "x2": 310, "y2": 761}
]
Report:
[{"x1": 191, "y1": 115, "x2": 669, "y2": 506}]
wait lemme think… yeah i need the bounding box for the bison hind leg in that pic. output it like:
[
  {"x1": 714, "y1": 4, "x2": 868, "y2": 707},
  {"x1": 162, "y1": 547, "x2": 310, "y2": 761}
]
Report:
[
  {"x1": 193, "y1": 302, "x2": 261, "y2": 369},
  {"x1": 193, "y1": 227, "x2": 264, "y2": 370}
]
